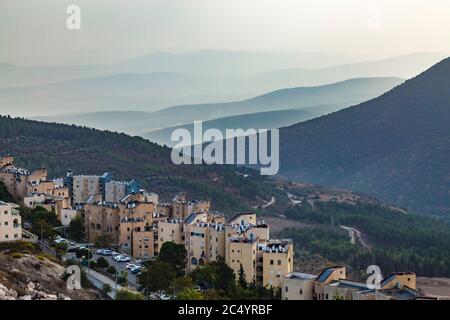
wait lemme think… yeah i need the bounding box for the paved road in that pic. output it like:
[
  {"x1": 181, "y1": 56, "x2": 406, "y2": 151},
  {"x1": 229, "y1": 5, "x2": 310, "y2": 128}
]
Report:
[
  {"x1": 340, "y1": 225, "x2": 371, "y2": 250},
  {"x1": 91, "y1": 253, "x2": 139, "y2": 288}
]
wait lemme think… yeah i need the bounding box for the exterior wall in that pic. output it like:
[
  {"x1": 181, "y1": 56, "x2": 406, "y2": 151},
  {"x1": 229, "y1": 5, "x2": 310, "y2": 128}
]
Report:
[
  {"x1": 0, "y1": 156, "x2": 14, "y2": 168},
  {"x1": 23, "y1": 194, "x2": 46, "y2": 208},
  {"x1": 382, "y1": 273, "x2": 416, "y2": 290},
  {"x1": 324, "y1": 285, "x2": 358, "y2": 300},
  {"x1": 226, "y1": 240, "x2": 257, "y2": 284},
  {"x1": 208, "y1": 226, "x2": 226, "y2": 261},
  {"x1": 117, "y1": 202, "x2": 155, "y2": 257},
  {"x1": 314, "y1": 267, "x2": 346, "y2": 300},
  {"x1": 132, "y1": 229, "x2": 155, "y2": 260},
  {"x1": 185, "y1": 224, "x2": 208, "y2": 272},
  {"x1": 60, "y1": 208, "x2": 78, "y2": 226},
  {"x1": 105, "y1": 181, "x2": 127, "y2": 204},
  {"x1": 228, "y1": 213, "x2": 257, "y2": 226},
  {"x1": 0, "y1": 201, "x2": 22, "y2": 242},
  {"x1": 158, "y1": 220, "x2": 184, "y2": 246},
  {"x1": 28, "y1": 169, "x2": 48, "y2": 184},
  {"x1": 27, "y1": 181, "x2": 54, "y2": 195},
  {"x1": 72, "y1": 175, "x2": 101, "y2": 205},
  {"x1": 84, "y1": 204, "x2": 120, "y2": 244},
  {"x1": 282, "y1": 276, "x2": 316, "y2": 300},
  {"x1": 261, "y1": 244, "x2": 294, "y2": 288}
]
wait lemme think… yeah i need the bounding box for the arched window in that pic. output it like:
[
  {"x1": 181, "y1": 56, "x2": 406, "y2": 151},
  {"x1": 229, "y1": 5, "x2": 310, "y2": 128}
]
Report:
[
  {"x1": 191, "y1": 257, "x2": 198, "y2": 265},
  {"x1": 199, "y1": 258, "x2": 205, "y2": 266}
]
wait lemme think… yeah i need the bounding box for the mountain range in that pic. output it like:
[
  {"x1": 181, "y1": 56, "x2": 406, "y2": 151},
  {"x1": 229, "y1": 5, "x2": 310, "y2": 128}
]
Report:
[
  {"x1": 1, "y1": 52, "x2": 445, "y2": 116},
  {"x1": 277, "y1": 57, "x2": 450, "y2": 218},
  {"x1": 35, "y1": 77, "x2": 403, "y2": 138}
]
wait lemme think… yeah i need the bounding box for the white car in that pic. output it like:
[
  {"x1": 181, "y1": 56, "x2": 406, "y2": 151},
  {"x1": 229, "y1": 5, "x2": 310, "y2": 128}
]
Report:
[
  {"x1": 116, "y1": 255, "x2": 131, "y2": 262},
  {"x1": 126, "y1": 263, "x2": 137, "y2": 270},
  {"x1": 96, "y1": 249, "x2": 105, "y2": 255},
  {"x1": 112, "y1": 251, "x2": 120, "y2": 256}
]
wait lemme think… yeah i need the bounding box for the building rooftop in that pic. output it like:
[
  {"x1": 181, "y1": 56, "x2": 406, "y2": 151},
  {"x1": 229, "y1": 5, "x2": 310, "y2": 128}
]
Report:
[{"x1": 285, "y1": 272, "x2": 317, "y2": 280}]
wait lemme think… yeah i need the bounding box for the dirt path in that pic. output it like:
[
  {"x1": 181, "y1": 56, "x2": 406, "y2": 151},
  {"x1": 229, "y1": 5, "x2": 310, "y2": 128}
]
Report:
[{"x1": 340, "y1": 225, "x2": 372, "y2": 250}]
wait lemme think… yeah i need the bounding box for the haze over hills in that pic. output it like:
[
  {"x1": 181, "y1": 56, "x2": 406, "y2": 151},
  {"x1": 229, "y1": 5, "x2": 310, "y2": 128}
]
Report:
[
  {"x1": 0, "y1": 52, "x2": 444, "y2": 117},
  {"x1": 143, "y1": 109, "x2": 314, "y2": 147},
  {"x1": 35, "y1": 77, "x2": 403, "y2": 137},
  {"x1": 277, "y1": 57, "x2": 450, "y2": 218}
]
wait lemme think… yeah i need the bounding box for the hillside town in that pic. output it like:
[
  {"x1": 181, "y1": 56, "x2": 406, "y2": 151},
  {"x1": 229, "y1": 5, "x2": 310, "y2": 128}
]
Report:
[{"x1": 0, "y1": 154, "x2": 431, "y2": 300}]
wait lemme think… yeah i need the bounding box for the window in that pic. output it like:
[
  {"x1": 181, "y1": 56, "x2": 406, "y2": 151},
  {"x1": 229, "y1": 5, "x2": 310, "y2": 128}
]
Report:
[
  {"x1": 299, "y1": 289, "x2": 303, "y2": 295},
  {"x1": 270, "y1": 260, "x2": 274, "y2": 265},
  {"x1": 278, "y1": 260, "x2": 282, "y2": 265},
  {"x1": 325, "y1": 294, "x2": 329, "y2": 300},
  {"x1": 285, "y1": 286, "x2": 288, "y2": 292}
]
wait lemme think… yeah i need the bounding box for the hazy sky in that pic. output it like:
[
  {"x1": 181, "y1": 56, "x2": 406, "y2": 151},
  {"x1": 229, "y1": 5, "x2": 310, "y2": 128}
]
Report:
[{"x1": 1, "y1": 0, "x2": 450, "y2": 65}]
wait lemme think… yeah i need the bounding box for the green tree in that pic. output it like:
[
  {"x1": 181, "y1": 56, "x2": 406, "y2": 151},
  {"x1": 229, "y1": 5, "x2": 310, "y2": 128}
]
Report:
[
  {"x1": 176, "y1": 287, "x2": 205, "y2": 300},
  {"x1": 102, "y1": 283, "x2": 112, "y2": 297},
  {"x1": 158, "y1": 242, "x2": 187, "y2": 276},
  {"x1": 96, "y1": 257, "x2": 109, "y2": 268},
  {"x1": 138, "y1": 261, "x2": 176, "y2": 294},
  {"x1": 68, "y1": 215, "x2": 85, "y2": 242},
  {"x1": 115, "y1": 289, "x2": 144, "y2": 300},
  {"x1": 238, "y1": 264, "x2": 247, "y2": 289},
  {"x1": 94, "y1": 234, "x2": 114, "y2": 248}
]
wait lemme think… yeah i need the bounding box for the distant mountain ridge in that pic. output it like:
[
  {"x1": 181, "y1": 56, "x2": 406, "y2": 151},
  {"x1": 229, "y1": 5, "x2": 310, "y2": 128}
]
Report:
[
  {"x1": 277, "y1": 57, "x2": 450, "y2": 217},
  {"x1": 0, "y1": 52, "x2": 444, "y2": 116},
  {"x1": 35, "y1": 77, "x2": 403, "y2": 137}
]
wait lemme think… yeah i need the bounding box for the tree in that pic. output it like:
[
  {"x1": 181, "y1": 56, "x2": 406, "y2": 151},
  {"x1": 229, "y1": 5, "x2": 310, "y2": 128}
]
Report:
[
  {"x1": 115, "y1": 289, "x2": 144, "y2": 300},
  {"x1": 94, "y1": 234, "x2": 114, "y2": 248},
  {"x1": 106, "y1": 266, "x2": 116, "y2": 275},
  {"x1": 176, "y1": 287, "x2": 205, "y2": 300},
  {"x1": 238, "y1": 264, "x2": 247, "y2": 289},
  {"x1": 138, "y1": 261, "x2": 176, "y2": 294},
  {"x1": 170, "y1": 276, "x2": 193, "y2": 297},
  {"x1": 68, "y1": 215, "x2": 85, "y2": 242},
  {"x1": 191, "y1": 257, "x2": 235, "y2": 294},
  {"x1": 96, "y1": 257, "x2": 109, "y2": 269},
  {"x1": 102, "y1": 283, "x2": 112, "y2": 297},
  {"x1": 158, "y1": 242, "x2": 187, "y2": 276},
  {"x1": 117, "y1": 271, "x2": 128, "y2": 286}
]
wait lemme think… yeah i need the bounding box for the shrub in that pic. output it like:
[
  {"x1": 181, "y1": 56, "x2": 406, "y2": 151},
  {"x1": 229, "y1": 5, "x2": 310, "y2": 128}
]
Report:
[{"x1": 96, "y1": 257, "x2": 109, "y2": 269}]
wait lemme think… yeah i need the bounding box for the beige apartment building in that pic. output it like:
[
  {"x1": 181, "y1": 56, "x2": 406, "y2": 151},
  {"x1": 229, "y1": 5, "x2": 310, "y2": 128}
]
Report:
[
  {"x1": 84, "y1": 203, "x2": 121, "y2": 244},
  {"x1": 258, "y1": 240, "x2": 294, "y2": 288},
  {"x1": 0, "y1": 164, "x2": 48, "y2": 204},
  {"x1": 282, "y1": 267, "x2": 420, "y2": 300},
  {"x1": 118, "y1": 201, "x2": 156, "y2": 258},
  {"x1": 282, "y1": 273, "x2": 317, "y2": 300},
  {"x1": 0, "y1": 201, "x2": 22, "y2": 242}
]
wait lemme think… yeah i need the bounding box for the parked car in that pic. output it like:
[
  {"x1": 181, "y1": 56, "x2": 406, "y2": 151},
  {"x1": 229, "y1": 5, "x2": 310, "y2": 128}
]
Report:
[
  {"x1": 112, "y1": 251, "x2": 120, "y2": 256},
  {"x1": 102, "y1": 250, "x2": 113, "y2": 256},
  {"x1": 96, "y1": 249, "x2": 105, "y2": 255},
  {"x1": 126, "y1": 263, "x2": 137, "y2": 270},
  {"x1": 115, "y1": 255, "x2": 131, "y2": 262},
  {"x1": 131, "y1": 265, "x2": 143, "y2": 274}
]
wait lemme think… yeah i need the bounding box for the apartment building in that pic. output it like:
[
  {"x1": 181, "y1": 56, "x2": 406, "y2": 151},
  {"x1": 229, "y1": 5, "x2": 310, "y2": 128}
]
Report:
[
  {"x1": 184, "y1": 212, "x2": 227, "y2": 272},
  {"x1": 0, "y1": 159, "x2": 48, "y2": 203},
  {"x1": 118, "y1": 201, "x2": 156, "y2": 258},
  {"x1": 282, "y1": 273, "x2": 317, "y2": 300},
  {"x1": 84, "y1": 203, "x2": 121, "y2": 244},
  {"x1": 0, "y1": 201, "x2": 22, "y2": 242},
  {"x1": 258, "y1": 240, "x2": 294, "y2": 288},
  {"x1": 105, "y1": 179, "x2": 140, "y2": 204},
  {"x1": 282, "y1": 267, "x2": 421, "y2": 300}
]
